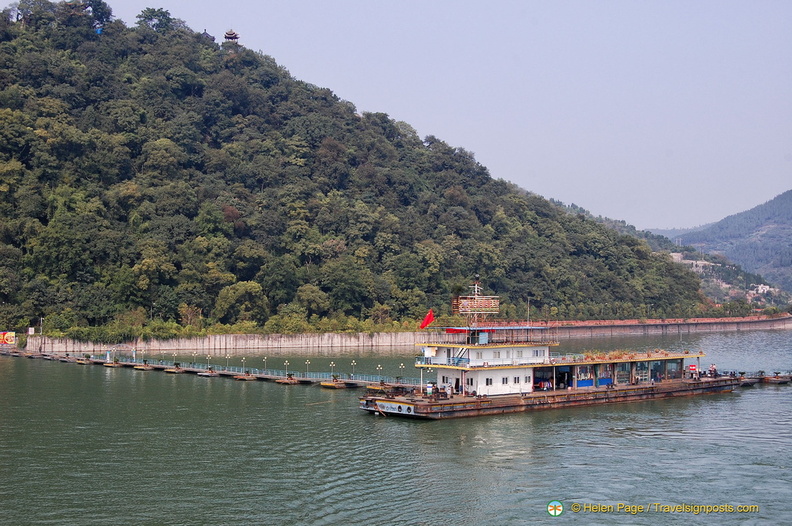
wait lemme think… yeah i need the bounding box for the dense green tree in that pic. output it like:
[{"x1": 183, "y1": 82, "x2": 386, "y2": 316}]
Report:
[{"x1": 135, "y1": 7, "x2": 172, "y2": 32}]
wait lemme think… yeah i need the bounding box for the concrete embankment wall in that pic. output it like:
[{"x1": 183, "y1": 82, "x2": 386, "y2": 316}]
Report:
[
  {"x1": 554, "y1": 316, "x2": 792, "y2": 339},
  {"x1": 25, "y1": 315, "x2": 792, "y2": 356},
  {"x1": 27, "y1": 332, "x2": 421, "y2": 357}
]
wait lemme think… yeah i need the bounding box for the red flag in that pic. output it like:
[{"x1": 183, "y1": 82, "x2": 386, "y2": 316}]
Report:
[{"x1": 419, "y1": 309, "x2": 435, "y2": 329}]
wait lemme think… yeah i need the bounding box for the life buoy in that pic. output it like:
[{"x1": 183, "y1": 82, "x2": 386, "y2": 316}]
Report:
[
  {"x1": 407, "y1": 406, "x2": 412, "y2": 413},
  {"x1": 397, "y1": 405, "x2": 403, "y2": 412}
]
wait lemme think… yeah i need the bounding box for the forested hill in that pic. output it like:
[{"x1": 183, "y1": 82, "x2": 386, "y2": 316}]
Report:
[
  {"x1": 677, "y1": 190, "x2": 792, "y2": 293},
  {"x1": 0, "y1": 1, "x2": 707, "y2": 337}
]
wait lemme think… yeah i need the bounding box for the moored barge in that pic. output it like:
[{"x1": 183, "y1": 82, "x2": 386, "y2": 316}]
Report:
[{"x1": 360, "y1": 281, "x2": 739, "y2": 419}]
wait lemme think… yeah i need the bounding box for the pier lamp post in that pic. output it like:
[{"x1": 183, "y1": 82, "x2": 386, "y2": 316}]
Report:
[
  {"x1": 376, "y1": 364, "x2": 383, "y2": 383},
  {"x1": 398, "y1": 363, "x2": 405, "y2": 384},
  {"x1": 241, "y1": 357, "x2": 246, "y2": 373},
  {"x1": 330, "y1": 361, "x2": 335, "y2": 378},
  {"x1": 351, "y1": 360, "x2": 357, "y2": 378},
  {"x1": 284, "y1": 360, "x2": 290, "y2": 377},
  {"x1": 192, "y1": 352, "x2": 196, "y2": 367},
  {"x1": 206, "y1": 355, "x2": 210, "y2": 369},
  {"x1": 172, "y1": 352, "x2": 177, "y2": 367},
  {"x1": 226, "y1": 354, "x2": 230, "y2": 370},
  {"x1": 305, "y1": 359, "x2": 310, "y2": 378},
  {"x1": 263, "y1": 356, "x2": 267, "y2": 373}
]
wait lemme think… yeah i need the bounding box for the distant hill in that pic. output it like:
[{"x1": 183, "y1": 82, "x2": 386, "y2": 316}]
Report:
[
  {"x1": 649, "y1": 225, "x2": 709, "y2": 239},
  {"x1": 673, "y1": 190, "x2": 792, "y2": 293},
  {"x1": 560, "y1": 202, "x2": 789, "y2": 307}
]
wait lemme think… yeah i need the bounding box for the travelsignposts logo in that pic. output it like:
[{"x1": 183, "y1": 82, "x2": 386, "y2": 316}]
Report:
[{"x1": 547, "y1": 500, "x2": 564, "y2": 516}]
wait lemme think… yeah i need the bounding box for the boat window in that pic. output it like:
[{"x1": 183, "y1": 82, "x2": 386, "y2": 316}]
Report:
[
  {"x1": 616, "y1": 363, "x2": 630, "y2": 384},
  {"x1": 513, "y1": 376, "x2": 520, "y2": 384},
  {"x1": 485, "y1": 378, "x2": 493, "y2": 386},
  {"x1": 493, "y1": 351, "x2": 501, "y2": 359},
  {"x1": 666, "y1": 360, "x2": 682, "y2": 379},
  {"x1": 635, "y1": 361, "x2": 649, "y2": 383},
  {"x1": 501, "y1": 377, "x2": 508, "y2": 384},
  {"x1": 649, "y1": 361, "x2": 664, "y2": 382},
  {"x1": 576, "y1": 365, "x2": 595, "y2": 387},
  {"x1": 598, "y1": 364, "x2": 613, "y2": 379}
]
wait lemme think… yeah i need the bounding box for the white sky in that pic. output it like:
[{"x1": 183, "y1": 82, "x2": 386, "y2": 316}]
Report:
[{"x1": 107, "y1": 0, "x2": 792, "y2": 230}]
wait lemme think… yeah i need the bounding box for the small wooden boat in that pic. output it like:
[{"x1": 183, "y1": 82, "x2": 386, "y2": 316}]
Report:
[
  {"x1": 197, "y1": 370, "x2": 219, "y2": 377},
  {"x1": 103, "y1": 362, "x2": 123, "y2": 368},
  {"x1": 739, "y1": 377, "x2": 760, "y2": 387},
  {"x1": 275, "y1": 377, "x2": 299, "y2": 385},
  {"x1": 320, "y1": 379, "x2": 347, "y2": 389},
  {"x1": 233, "y1": 373, "x2": 258, "y2": 381},
  {"x1": 134, "y1": 364, "x2": 155, "y2": 371},
  {"x1": 762, "y1": 375, "x2": 790, "y2": 385},
  {"x1": 75, "y1": 359, "x2": 89, "y2": 365},
  {"x1": 164, "y1": 367, "x2": 184, "y2": 374}
]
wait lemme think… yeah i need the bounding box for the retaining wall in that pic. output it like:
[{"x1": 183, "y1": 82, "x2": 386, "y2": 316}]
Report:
[
  {"x1": 554, "y1": 315, "x2": 792, "y2": 339},
  {"x1": 27, "y1": 331, "x2": 420, "y2": 357},
  {"x1": 25, "y1": 315, "x2": 791, "y2": 356}
]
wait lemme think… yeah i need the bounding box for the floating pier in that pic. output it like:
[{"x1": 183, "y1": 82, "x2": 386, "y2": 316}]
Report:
[{"x1": 0, "y1": 350, "x2": 420, "y2": 390}]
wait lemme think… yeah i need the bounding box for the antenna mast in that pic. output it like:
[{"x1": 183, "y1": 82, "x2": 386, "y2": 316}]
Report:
[{"x1": 455, "y1": 276, "x2": 499, "y2": 327}]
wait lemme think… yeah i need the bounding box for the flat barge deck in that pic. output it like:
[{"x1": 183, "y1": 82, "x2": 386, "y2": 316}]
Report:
[{"x1": 360, "y1": 376, "x2": 739, "y2": 419}]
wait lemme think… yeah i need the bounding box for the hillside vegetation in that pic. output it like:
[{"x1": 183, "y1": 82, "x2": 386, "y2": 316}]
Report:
[
  {"x1": 0, "y1": 1, "x2": 726, "y2": 340},
  {"x1": 677, "y1": 190, "x2": 792, "y2": 293},
  {"x1": 565, "y1": 202, "x2": 788, "y2": 307}
]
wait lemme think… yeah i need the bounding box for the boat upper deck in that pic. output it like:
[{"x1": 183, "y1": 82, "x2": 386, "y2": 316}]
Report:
[
  {"x1": 415, "y1": 347, "x2": 705, "y2": 370},
  {"x1": 418, "y1": 323, "x2": 559, "y2": 347}
]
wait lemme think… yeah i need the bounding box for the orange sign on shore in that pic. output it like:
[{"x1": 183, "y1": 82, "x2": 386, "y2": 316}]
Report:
[{"x1": 0, "y1": 331, "x2": 16, "y2": 345}]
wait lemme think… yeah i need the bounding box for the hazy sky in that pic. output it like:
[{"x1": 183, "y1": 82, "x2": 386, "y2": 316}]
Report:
[{"x1": 107, "y1": 0, "x2": 792, "y2": 230}]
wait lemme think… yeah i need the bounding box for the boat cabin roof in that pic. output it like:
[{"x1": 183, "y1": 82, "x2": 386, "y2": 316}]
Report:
[{"x1": 436, "y1": 325, "x2": 549, "y2": 332}]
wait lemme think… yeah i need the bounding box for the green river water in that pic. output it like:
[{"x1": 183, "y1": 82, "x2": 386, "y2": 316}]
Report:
[{"x1": 1, "y1": 330, "x2": 790, "y2": 525}]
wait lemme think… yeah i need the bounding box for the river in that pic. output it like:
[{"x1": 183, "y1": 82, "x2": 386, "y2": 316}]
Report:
[{"x1": 1, "y1": 330, "x2": 790, "y2": 525}]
